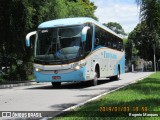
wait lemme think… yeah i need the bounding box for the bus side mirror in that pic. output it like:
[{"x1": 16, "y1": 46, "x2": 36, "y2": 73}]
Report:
[
  {"x1": 26, "y1": 31, "x2": 36, "y2": 47},
  {"x1": 81, "y1": 26, "x2": 90, "y2": 42}
]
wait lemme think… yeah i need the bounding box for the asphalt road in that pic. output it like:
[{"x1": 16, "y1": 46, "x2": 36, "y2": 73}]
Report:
[{"x1": 0, "y1": 72, "x2": 153, "y2": 118}]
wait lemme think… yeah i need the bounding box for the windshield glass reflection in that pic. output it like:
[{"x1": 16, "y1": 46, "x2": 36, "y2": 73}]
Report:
[{"x1": 35, "y1": 26, "x2": 83, "y2": 63}]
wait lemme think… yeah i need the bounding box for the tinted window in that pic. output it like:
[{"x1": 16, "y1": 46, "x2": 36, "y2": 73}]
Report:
[{"x1": 95, "y1": 25, "x2": 123, "y2": 51}]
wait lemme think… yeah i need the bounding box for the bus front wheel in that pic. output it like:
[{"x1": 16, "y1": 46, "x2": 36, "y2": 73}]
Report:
[
  {"x1": 92, "y1": 71, "x2": 98, "y2": 86},
  {"x1": 51, "y1": 82, "x2": 61, "y2": 88}
]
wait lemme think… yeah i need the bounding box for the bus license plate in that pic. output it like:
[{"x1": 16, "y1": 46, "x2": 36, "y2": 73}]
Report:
[{"x1": 52, "y1": 76, "x2": 61, "y2": 80}]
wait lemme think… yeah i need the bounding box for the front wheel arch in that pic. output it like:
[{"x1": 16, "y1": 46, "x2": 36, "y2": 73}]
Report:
[
  {"x1": 95, "y1": 64, "x2": 100, "y2": 78},
  {"x1": 91, "y1": 64, "x2": 100, "y2": 86}
]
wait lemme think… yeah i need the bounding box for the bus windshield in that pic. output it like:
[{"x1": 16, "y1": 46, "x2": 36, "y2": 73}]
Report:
[{"x1": 35, "y1": 26, "x2": 83, "y2": 63}]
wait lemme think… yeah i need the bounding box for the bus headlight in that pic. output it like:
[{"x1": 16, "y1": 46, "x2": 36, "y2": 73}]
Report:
[
  {"x1": 35, "y1": 68, "x2": 41, "y2": 72},
  {"x1": 75, "y1": 65, "x2": 81, "y2": 70},
  {"x1": 71, "y1": 62, "x2": 86, "y2": 70},
  {"x1": 71, "y1": 63, "x2": 81, "y2": 70}
]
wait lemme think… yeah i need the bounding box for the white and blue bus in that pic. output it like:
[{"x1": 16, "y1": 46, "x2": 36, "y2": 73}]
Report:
[{"x1": 26, "y1": 17, "x2": 125, "y2": 87}]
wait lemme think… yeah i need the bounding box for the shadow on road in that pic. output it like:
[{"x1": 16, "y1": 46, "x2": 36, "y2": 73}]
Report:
[{"x1": 26, "y1": 78, "x2": 119, "y2": 90}]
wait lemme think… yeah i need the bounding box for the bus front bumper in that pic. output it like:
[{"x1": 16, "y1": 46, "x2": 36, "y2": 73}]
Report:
[{"x1": 34, "y1": 67, "x2": 86, "y2": 82}]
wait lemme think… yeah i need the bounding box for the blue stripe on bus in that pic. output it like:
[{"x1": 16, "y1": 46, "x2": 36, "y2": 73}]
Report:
[{"x1": 114, "y1": 55, "x2": 125, "y2": 75}]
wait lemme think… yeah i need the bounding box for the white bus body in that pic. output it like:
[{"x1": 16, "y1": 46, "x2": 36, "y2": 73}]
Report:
[{"x1": 26, "y1": 17, "x2": 125, "y2": 87}]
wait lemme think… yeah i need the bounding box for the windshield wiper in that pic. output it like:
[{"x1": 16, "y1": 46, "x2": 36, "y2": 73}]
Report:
[
  {"x1": 44, "y1": 45, "x2": 51, "y2": 59},
  {"x1": 75, "y1": 47, "x2": 82, "y2": 60},
  {"x1": 57, "y1": 31, "x2": 69, "y2": 63}
]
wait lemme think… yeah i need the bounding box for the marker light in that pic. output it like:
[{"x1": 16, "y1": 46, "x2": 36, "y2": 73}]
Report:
[
  {"x1": 71, "y1": 61, "x2": 87, "y2": 70},
  {"x1": 75, "y1": 65, "x2": 80, "y2": 70}
]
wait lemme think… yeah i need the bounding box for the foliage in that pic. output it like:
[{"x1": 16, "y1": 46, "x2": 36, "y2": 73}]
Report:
[
  {"x1": 0, "y1": 0, "x2": 97, "y2": 81},
  {"x1": 136, "y1": 0, "x2": 160, "y2": 32},
  {"x1": 128, "y1": 22, "x2": 160, "y2": 62},
  {"x1": 125, "y1": 0, "x2": 160, "y2": 69},
  {"x1": 103, "y1": 22, "x2": 127, "y2": 36},
  {"x1": 67, "y1": 0, "x2": 97, "y2": 20},
  {"x1": 135, "y1": 0, "x2": 160, "y2": 67},
  {"x1": 125, "y1": 39, "x2": 133, "y2": 63}
]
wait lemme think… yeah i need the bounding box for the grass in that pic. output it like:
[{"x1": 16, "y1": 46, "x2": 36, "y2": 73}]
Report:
[{"x1": 52, "y1": 72, "x2": 160, "y2": 120}]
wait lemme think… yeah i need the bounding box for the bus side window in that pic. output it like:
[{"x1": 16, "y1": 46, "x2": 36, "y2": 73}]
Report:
[
  {"x1": 110, "y1": 35, "x2": 116, "y2": 49},
  {"x1": 99, "y1": 30, "x2": 105, "y2": 46},
  {"x1": 95, "y1": 26, "x2": 99, "y2": 46},
  {"x1": 95, "y1": 26, "x2": 105, "y2": 47},
  {"x1": 117, "y1": 41, "x2": 123, "y2": 51},
  {"x1": 112, "y1": 37, "x2": 118, "y2": 50},
  {"x1": 104, "y1": 32, "x2": 109, "y2": 47},
  {"x1": 85, "y1": 28, "x2": 92, "y2": 52},
  {"x1": 106, "y1": 41, "x2": 112, "y2": 48},
  {"x1": 112, "y1": 42, "x2": 117, "y2": 49},
  {"x1": 105, "y1": 33, "x2": 113, "y2": 48}
]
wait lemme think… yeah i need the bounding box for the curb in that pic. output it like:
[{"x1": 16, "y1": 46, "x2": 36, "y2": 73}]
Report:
[{"x1": 0, "y1": 80, "x2": 37, "y2": 89}]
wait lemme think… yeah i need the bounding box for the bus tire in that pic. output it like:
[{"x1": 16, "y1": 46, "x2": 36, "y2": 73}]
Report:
[
  {"x1": 116, "y1": 66, "x2": 120, "y2": 80},
  {"x1": 51, "y1": 82, "x2": 61, "y2": 88},
  {"x1": 110, "y1": 67, "x2": 120, "y2": 80},
  {"x1": 117, "y1": 69, "x2": 120, "y2": 80},
  {"x1": 92, "y1": 71, "x2": 98, "y2": 86},
  {"x1": 114, "y1": 73, "x2": 120, "y2": 80}
]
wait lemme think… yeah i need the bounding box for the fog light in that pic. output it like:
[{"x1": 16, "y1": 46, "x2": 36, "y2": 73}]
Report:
[{"x1": 35, "y1": 68, "x2": 41, "y2": 72}]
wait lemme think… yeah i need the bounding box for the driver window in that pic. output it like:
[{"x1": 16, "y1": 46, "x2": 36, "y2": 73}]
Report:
[{"x1": 85, "y1": 28, "x2": 92, "y2": 52}]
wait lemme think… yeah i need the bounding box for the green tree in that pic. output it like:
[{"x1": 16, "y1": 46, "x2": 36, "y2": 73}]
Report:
[
  {"x1": 103, "y1": 22, "x2": 127, "y2": 36},
  {"x1": 67, "y1": 0, "x2": 97, "y2": 19},
  {"x1": 0, "y1": 0, "x2": 97, "y2": 81},
  {"x1": 128, "y1": 22, "x2": 160, "y2": 63},
  {"x1": 0, "y1": 0, "x2": 36, "y2": 80},
  {"x1": 136, "y1": 0, "x2": 160, "y2": 32},
  {"x1": 136, "y1": 0, "x2": 160, "y2": 70}
]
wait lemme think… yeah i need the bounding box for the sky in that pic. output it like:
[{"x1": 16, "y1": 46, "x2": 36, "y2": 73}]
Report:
[{"x1": 90, "y1": 0, "x2": 140, "y2": 34}]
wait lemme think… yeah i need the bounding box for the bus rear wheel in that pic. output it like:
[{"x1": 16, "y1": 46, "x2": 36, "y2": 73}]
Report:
[
  {"x1": 51, "y1": 82, "x2": 61, "y2": 88},
  {"x1": 117, "y1": 66, "x2": 120, "y2": 80},
  {"x1": 110, "y1": 68, "x2": 120, "y2": 80}
]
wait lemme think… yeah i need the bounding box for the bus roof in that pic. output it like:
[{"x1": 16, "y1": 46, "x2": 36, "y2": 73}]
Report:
[{"x1": 38, "y1": 17, "x2": 123, "y2": 39}]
